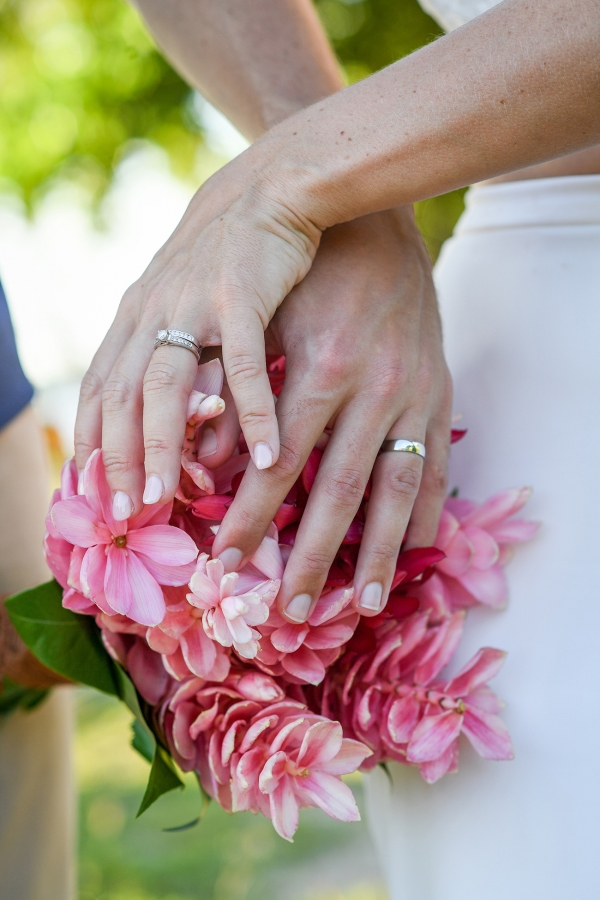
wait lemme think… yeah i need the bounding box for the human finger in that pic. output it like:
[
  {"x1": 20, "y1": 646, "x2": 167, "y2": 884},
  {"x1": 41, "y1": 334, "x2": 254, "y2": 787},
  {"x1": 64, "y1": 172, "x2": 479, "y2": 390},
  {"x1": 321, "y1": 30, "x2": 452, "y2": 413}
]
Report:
[
  {"x1": 99, "y1": 327, "x2": 158, "y2": 520},
  {"x1": 276, "y1": 401, "x2": 392, "y2": 624},
  {"x1": 197, "y1": 381, "x2": 241, "y2": 470},
  {"x1": 211, "y1": 375, "x2": 332, "y2": 573},
  {"x1": 74, "y1": 318, "x2": 135, "y2": 476},
  {"x1": 221, "y1": 309, "x2": 280, "y2": 472},
  {"x1": 353, "y1": 421, "x2": 427, "y2": 617}
]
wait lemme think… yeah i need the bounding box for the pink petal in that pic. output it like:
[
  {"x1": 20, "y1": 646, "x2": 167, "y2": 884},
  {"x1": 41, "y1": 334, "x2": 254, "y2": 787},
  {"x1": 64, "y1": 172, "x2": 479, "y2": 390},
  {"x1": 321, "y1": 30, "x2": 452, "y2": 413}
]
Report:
[
  {"x1": 281, "y1": 645, "x2": 326, "y2": 685},
  {"x1": 129, "y1": 501, "x2": 173, "y2": 530},
  {"x1": 62, "y1": 588, "x2": 96, "y2": 613},
  {"x1": 414, "y1": 612, "x2": 465, "y2": 685},
  {"x1": 446, "y1": 647, "x2": 507, "y2": 695},
  {"x1": 237, "y1": 673, "x2": 284, "y2": 703},
  {"x1": 146, "y1": 625, "x2": 179, "y2": 656},
  {"x1": 297, "y1": 721, "x2": 342, "y2": 769},
  {"x1": 464, "y1": 487, "x2": 532, "y2": 529},
  {"x1": 458, "y1": 564, "x2": 508, "y2": 608},
  {"x1": 162, "y1": 646, "x2": 193, "y2": 681},
  {"x1": 467, "y1": 685, "x2": 504, "y2": 714},
  {"x1": 418, "y1": 741, "x2": 459, "y2": 783},
  {"x1": 51, "y1": 497, "x2": 104, "y2": 548},
  {"x1": 319, "y1": 739, "x2": 372, "y2": 775},
  {"x1": 214, "y1": 454, "x2": 250, "y2": 494},
  {"x1": 304, "y1": 619, "x2": 357, "y2": 650},
  {"x1": 61, "y1": 457, "x2": 79, "y2": 499},
  {"x1": 436, "y1": 529, "x2": 473, "y2": 578},
  {"x1": 137, "y1": 555, "x2": 197, "y2": 587},
  {"x1": 462, "y1": 707, "x2": 514, "y2": 760},
  {"x1": 295, "y1": 771, "x2": 360, "y2": 823},
  {"x1": 125, "y1": 551, "x2": 167, "y2": 626},
  {"x1": 259, "y1": 750, "x2": 287, "y2": 794},
  {"x1": 269, "y1": 774, "x2": 299, "y2": 842},
  {"x1": 193, "y1": 358, "x2": 224, "y2": 396},
  {"x1": 84, "y1": 449, "x2": 120, "y2": 534},
  {"x1": 172, "y1": 701, "x2": 199, "y2": 760},
  {"x1": 250, "y1": 536, "x2": 284, "y2": 580},
  {"x1": 127, "y1": 525, "x2": 198, "y2": 565},
  {"x1": 464, "y1": 526, "x2": 500, "y2": 570},
  {"x1": 488, "y1": 519, "x2": 540, "y2": 543},
  {"x1": 181, "y1": 620, "x2": 217, "y2": 678},
  {"x1": 407, "y1": 711, "x2": 463, "y2": 763},
  {"x1": 181, "y1": 455, "x2": 216, "y2": 494},
  {"x1": 388, "y1": 695, "x2": 421, "y2": 744},
  {"x1": 126, "y1": 639, "x2": 169, "y2": 705},
  {"x1": 191, "y1": 494, "x2": 232, "y2": 520},
  {"x1": 104, "y1": 545, "x2": 133, "y2": 616},
  {"x1": 435, "y1": 508, "x2": 460, "y2": 550},
  {"x1": 189, "y1": 569, "x2": 220, "y2": 606},
  {"x1": 270, "y1": 622, "x2": 309, "y2": 653},
  {"x1": 309, "y1": 587, "x2": 354, "y2": 626},
  {"x1": 80, "y1": 544, "x2": 106, "y2": 598}
]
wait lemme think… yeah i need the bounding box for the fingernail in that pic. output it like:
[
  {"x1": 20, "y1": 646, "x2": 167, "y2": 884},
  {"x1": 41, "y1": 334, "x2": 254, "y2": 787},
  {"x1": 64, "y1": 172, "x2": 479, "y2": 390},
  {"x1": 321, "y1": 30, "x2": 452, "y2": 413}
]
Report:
[
  {"x1": 198, "y1": 427, "x2": 218, "y2": 459},
  {"x1": 285, "y1": 593, "x2": 312, "y2": 623},
  {"x1": 143, "y1": 474, "x2": 164, "y2": 505},
  {"x1": 359, "y1": 582, "x2": 383, "y2": 611},
  {"x1": 112, "y1": 491, "x2": 133, "y2": 521},
  {"x1": 218, "y1": 548, "x2": 243, "y2": 573},
  {"x1": 253, "y1": 442, "x2": 273, "y2": 470}
]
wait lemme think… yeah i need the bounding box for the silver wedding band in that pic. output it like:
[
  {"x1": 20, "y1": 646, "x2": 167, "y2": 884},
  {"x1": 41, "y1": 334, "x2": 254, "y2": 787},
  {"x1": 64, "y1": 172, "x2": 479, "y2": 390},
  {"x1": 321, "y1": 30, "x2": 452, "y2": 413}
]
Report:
[
  {"x1": 379, "y1": 439, "x2": 426, "y2": 459},
  {"x1": 154, "y1": 329, "x2": 202, "y2": 364}
]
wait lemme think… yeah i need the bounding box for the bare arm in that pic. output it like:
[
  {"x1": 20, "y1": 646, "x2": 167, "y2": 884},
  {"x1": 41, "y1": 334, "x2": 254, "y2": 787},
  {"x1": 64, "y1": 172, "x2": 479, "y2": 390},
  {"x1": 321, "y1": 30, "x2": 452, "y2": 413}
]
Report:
[{"x1": 131, "y1": 0, "x2": 343, "y2": 138}]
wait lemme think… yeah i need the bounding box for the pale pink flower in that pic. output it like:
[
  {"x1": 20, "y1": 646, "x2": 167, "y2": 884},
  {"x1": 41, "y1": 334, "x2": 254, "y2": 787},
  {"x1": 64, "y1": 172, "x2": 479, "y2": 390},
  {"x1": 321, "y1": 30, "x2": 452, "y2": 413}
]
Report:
[
  {"x1": 50, "y1": 449, "x2": 198, "y2": 626},
  {"x1": 418, "y1": 488, "x2": 539, "y2": 616},
  {"x1": 187, "y1": 553, "x2": 279, "y2": 659}
]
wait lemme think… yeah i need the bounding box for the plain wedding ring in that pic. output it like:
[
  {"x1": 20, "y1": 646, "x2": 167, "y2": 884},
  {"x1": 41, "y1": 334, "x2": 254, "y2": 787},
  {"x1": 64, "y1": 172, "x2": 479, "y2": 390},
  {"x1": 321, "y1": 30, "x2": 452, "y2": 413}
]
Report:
[
  {"x1": 379, "y1": 439, "x2": 426, "y2": 459},
  {"x1": 154, "y1": 329, "x2": 202, "y2": 364}
]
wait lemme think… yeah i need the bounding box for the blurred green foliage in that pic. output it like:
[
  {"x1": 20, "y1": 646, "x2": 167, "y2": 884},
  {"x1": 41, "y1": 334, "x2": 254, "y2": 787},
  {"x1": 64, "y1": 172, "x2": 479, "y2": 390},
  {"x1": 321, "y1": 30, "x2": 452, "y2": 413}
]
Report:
[{"x1": 0, "y1": 0, "x2": 464, "y2": 252}]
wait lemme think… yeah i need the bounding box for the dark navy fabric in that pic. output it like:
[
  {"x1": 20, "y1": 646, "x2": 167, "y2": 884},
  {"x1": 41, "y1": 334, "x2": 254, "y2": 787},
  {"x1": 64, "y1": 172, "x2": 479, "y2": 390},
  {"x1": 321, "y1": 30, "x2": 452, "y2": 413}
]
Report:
[{"x1": 0, "y1": 281, "x2": 34, "y2": 430}]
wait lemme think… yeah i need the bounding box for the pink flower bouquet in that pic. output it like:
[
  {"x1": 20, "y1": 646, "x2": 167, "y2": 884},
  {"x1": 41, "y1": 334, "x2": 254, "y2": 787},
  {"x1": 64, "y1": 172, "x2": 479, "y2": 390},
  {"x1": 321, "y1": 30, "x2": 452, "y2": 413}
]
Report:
[{"x1": 7, "y1": 357, "x2": 537, "y2": 841}]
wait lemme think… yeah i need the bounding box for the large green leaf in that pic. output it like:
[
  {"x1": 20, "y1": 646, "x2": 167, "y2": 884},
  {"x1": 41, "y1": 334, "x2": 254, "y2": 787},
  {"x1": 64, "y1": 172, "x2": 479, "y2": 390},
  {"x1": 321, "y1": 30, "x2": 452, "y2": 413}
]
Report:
[
  {"x1": 5, "y1": 580, "x2": 119, "y2": 696},
  {"x1": 137, "y1": 743, "x2": 184, "y2": 817},
  {"x1": 0, "y1": 677, "x2": 48, "y2": 717}
]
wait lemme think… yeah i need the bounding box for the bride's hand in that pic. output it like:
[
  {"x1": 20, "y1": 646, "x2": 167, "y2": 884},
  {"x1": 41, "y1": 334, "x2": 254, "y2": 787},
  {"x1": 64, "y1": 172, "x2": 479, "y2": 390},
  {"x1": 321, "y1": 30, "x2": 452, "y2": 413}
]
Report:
[
  {"x1": 74, "y1": 142, "x2": 320, "y2": 518},
  {"x1": 210, "y1": 208, "x2": 452, "y2": 621}
]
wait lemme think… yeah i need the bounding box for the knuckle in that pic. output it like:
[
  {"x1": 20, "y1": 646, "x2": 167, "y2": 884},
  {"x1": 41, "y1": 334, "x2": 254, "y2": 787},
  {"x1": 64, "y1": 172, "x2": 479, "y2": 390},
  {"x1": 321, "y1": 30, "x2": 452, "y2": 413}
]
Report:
[
  {"x1": 295, "y1": 547, "x2": 335, "y2": 579},
  {"x1": 143, "y1": 362, "x2": 181, "y2": 396},
  {"x1": 371, "y1": 363, "x2": 406, "y2": 404},
  {"x1": 226, "y1": 353, "x2": 263, "y2": 386},
  {"x1": 102, "y1": 449, "x2": 133, "y2": 479},
  {"x1": 323, "y1": 467, "x2": 366, "y2": 508},
  {"x1": 364, "y1": 541, "x2": 400, "y2": 569},
  {"x1": 102, "y1": 376, "x2": 135, "y2": 411},
  {"x1": 144, "y1": 435, "x2": 174, "y2": 456},
  {"x1": 387, "y1": 465, "x2": 422, "y2": 501},
  {"x1": 270, "y1": 441, "x2": 303, "y2": 481},
  {"x1": 238, "y1": 408, "x2": 273, "y2": 432},
  {"x1": 79, "y1": 368, "x2": 104, "y2": 404}
]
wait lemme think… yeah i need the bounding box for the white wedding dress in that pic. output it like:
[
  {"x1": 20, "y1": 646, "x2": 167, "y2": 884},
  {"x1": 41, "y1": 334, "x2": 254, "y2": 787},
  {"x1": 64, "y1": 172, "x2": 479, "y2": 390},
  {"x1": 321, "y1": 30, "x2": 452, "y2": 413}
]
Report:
[{"x1": 363, "y1": 4, "x2": 600, "y2": 897}]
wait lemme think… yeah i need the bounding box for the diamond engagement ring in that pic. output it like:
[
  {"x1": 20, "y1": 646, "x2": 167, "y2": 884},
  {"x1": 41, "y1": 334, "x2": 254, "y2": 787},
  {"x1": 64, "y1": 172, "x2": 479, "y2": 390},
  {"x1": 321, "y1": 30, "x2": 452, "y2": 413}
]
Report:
[
  {"x1": 379, "y1": 439, "x2": 426, "y2": 459},
  {"x1": 154, "y1": 329, "x2": 202, "y2": 364}
]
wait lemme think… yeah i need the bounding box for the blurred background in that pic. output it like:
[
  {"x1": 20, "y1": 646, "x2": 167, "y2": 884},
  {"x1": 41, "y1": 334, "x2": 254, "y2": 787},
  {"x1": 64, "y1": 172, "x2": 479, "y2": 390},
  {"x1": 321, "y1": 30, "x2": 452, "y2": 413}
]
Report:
[{"x1": 0, "y1": 0, "x2": 465, "y2": 896}]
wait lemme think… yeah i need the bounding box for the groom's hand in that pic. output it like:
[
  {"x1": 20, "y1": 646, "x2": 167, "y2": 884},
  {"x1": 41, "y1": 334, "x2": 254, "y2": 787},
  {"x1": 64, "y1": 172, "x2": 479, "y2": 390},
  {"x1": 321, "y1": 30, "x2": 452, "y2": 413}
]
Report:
[{"x1": 211, "y1": 208, "x2": 452, "y2": 622}]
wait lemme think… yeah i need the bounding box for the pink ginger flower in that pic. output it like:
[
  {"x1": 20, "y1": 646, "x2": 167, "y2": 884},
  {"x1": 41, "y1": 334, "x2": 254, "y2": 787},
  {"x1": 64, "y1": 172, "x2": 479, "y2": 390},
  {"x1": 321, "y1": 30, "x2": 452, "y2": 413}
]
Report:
[
  {"x1": 257, "y1": 586, "x2": 358, "y2": 686},
  {"x1": 163, "y1": 675, "x2": 371, "y2": 841},
  {"x1": 418, "y1": 487, "x2": 539, "y2": 617},
  {"x1": 187, "y1": 554, "x2": 278, "y2": 659},
  {"x1": 97, "y1": 612, "x2": 171, "y2": 705},
  {"x1": 50, "y1": 449, "x2": 198, "y2": 626}
]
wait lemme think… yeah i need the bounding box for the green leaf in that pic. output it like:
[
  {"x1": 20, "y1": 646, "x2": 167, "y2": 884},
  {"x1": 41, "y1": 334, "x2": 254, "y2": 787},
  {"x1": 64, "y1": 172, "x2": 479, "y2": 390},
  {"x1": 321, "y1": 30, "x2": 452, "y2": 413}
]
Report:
[
  {"x1": 131, "y1": 717, "x2": 155, "y2": 764},
  {"x1": 0, "y1": 677, "x2": 48, "y2": 717},
  {"x1": 137, "y1": 743, "x2": 184, "y2": 818},
  {"x1": 5, "y1": 580, "x2": 119, "y2": 696}
]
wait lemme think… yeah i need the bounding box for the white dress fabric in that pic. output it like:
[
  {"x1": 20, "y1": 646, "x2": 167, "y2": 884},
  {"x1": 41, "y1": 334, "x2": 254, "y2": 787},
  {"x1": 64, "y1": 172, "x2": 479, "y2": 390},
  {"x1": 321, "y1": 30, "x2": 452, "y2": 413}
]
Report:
[{"x1": 365, "y1": 174, "x2": 600, "y2": 899}]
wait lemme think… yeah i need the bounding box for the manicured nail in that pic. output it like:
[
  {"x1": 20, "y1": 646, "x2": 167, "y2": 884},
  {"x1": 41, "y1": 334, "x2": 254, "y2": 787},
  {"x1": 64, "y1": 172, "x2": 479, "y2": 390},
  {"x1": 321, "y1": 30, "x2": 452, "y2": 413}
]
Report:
[
  {"x1": 143, "y1": 474, "x2": 164, "y2": 505},
  {"x1": 254, "y1": 442, "x2": 273, "y2": 470},
  {"x1": 198, "y1": 427, "x2": 218, "y2": 459},
  {"x1": 285, "y1": 593, "x2": 312, "y2": 623},
  {"x1": 359, "y1": 582, "x2": 383, "y2": 611},
  {"x1": 218, "y1": 548, "x2": 243, "y2": 573},
  {"x1": 112, "y1": 491, "x2": 133, "y2": 521}
]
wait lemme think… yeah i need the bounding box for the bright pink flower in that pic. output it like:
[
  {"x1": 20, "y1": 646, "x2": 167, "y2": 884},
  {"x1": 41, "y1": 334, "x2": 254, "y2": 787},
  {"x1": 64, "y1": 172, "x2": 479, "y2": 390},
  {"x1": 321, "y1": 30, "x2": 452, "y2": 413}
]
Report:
[
  {"x1": 257, "y1": 587, "x2": 358, "y2": 685},
  {"x1": 50, "y1": 450, "x2": 198, "y2": 626}
]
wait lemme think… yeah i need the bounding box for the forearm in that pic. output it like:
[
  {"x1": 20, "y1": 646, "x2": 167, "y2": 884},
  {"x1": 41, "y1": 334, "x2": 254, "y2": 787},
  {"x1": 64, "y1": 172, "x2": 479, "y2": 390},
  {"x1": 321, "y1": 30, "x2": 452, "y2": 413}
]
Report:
[
  {"x1": 131, "y1": 0, "x2": 343, "y2": 139},
  {"x1": 258, "y1": 0, "x2": 600, "y2": 226}
]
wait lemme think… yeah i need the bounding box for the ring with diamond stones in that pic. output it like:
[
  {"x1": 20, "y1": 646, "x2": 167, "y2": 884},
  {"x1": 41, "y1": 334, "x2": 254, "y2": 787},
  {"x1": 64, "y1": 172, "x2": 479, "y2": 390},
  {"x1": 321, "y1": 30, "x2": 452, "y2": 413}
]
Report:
[
  {"x1": 153, "y1": 329, "x2": 202, "y2": 364},
  {"x1": 379, "y1": 439, "x2": 426, "y2": 459}
]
